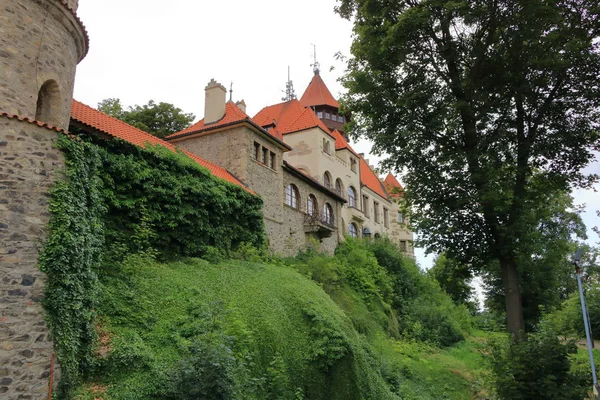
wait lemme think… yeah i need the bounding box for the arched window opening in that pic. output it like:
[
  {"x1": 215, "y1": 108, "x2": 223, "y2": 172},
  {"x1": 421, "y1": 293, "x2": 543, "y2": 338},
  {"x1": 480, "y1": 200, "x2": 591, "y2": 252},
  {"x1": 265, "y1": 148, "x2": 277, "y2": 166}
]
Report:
[
  {"x1": 323, "y1": 203, "x2": 334, "y2": 226},
  {"x1": 307, "y1": 194, "x2": 317, "y2": 216},
  {"x1": 348, "y1": 186, "x2": 357, "y2": 208},
  {"x1": 323, "y1": 138, "x2": 331, "y2": 154},
  {"x1": 35, "y1": 80, "x2": 62, "y2": 126},
  {"x1": 285, "y1": 184, "x2": 300, "y2": 209},
  {"x1": 348, "y1": 223, "x2": 358, "y2": 238},
  {"x1": 335, "y1": 178, "x2": 343, "y2": 196},
  {"x1": 323, "y1": 171, "x2": 332, "y2": 189}
]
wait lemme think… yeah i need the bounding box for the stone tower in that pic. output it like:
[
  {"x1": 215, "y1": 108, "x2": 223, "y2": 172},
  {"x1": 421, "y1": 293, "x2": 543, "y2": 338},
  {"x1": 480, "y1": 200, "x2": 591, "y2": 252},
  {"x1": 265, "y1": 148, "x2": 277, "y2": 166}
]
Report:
[{"x1": 0, "y1": 0, "x2": 88, "y2": 397}]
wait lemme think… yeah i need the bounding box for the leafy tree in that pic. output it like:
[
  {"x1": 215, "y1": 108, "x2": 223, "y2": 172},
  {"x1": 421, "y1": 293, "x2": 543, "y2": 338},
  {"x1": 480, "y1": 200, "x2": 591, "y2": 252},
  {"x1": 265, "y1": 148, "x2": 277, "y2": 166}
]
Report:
[
  {"x1": 98, "y1": 98, "x2": 195, "y2": 138},
  {"x1": 484, "y1": 190, "x2": 586, "y2": 328},
  {"x1": 429, "y1": 253, "x2": 474, "y2": 307},
  {"x1": 337, "y1": 0, "x2": 600, "y2": 338}
]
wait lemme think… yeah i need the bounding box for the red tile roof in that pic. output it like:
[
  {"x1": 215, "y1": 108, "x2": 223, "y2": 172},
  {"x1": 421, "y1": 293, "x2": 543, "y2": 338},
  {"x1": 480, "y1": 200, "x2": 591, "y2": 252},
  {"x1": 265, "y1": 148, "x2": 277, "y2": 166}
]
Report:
[
  {"x1": 253, "y1": 99, "x2": 333, "y2": 139},
  {"x1": 384, "y1": 173, "x2": 405, "y2": 199},
  {"x1": 167, "y1": 102, "x2": 250, "y2": 139},
  {"x1": 300, "y1": 73, "x2": 340, "y2": 109},
  {"x1": 0, "y1": 112, "x2": 68, "y2": 133},
  {"x1": 360, "y1": 157, "x2": 389, "y2": 200},
  {"x1": 331, "y1": 129, "x2": 358, "y2": 156},
  {"x1": 70, "y1": 100, "x2": 252, "y2": 193}
]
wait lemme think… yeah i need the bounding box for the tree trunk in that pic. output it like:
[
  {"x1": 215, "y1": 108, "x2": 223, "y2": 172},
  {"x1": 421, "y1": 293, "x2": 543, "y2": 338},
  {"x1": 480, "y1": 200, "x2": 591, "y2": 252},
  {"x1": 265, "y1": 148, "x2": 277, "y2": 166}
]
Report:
[{"x1": 500, "y1": 258, "x2": 525, "y2": 340}]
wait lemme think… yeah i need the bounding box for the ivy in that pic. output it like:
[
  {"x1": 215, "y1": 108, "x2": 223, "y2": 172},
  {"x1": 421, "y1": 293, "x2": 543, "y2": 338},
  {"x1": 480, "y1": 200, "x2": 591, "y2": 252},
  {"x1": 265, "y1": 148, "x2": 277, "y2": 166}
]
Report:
[
  {"x1": 40, "y1": 133, "x2": 267, "y2": 397},
  {"x1": 40, "y1": 134, "x2": 105, "y2": 396}
]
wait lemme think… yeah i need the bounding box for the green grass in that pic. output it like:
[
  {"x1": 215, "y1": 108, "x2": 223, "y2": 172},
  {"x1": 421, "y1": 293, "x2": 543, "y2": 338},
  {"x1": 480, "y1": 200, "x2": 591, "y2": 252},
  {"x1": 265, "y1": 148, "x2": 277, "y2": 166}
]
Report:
[{"x1": 75, "y1": 256, "x2": 486, "y2": 399}]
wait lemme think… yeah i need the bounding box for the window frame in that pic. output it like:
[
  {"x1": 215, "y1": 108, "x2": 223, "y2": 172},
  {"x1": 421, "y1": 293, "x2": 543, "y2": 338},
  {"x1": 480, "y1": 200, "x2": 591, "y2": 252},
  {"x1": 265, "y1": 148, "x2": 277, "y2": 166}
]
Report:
[
  {"x1": 348, "y1": 223, "x2": 358, "y2": 238},
  {"x1": 348, "y1": 186, "x2": 357, "y2": 208},
  {"x1": 285, "y1": 184, "x2": 300, "y2": 209},
  {"x1": 307, "y1": 194, "x2": 317, "y2": 216}
]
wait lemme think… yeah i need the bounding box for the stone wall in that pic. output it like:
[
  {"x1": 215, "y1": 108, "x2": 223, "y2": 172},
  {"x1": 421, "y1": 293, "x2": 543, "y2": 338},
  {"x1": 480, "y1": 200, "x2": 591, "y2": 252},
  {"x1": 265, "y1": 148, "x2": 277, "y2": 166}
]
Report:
[
  {"x1": 0, "y1": 118, "x2": 63, "y2": 399},
  {"x1": 0, "y1": 0, "x2": 86, "y2": 129}
]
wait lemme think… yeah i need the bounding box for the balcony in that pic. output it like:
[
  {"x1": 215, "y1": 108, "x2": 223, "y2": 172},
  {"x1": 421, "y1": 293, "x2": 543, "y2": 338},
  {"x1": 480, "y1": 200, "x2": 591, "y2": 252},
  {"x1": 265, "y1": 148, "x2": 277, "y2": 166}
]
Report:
[{"x1": 303, "y1": 211, "x2": 336, "y2": 238}]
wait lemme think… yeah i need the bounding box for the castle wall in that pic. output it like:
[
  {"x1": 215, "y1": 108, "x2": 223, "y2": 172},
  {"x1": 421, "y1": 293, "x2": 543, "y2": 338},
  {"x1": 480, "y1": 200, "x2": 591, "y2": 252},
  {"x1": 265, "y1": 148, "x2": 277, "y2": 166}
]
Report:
[
  {"x1": 0, "y1": 119, "x2": 64, "y2": 398},
  {"x1": 0, "y1": 0, "x2": 86, "y2": 129}
]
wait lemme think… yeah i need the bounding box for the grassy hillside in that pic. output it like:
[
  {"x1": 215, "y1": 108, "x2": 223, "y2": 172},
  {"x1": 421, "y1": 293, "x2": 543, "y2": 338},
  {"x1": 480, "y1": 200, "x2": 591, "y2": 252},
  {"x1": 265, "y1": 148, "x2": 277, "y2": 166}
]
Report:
[{"x1": 75, "y1": 255, "x2": 488, "y2": 399}]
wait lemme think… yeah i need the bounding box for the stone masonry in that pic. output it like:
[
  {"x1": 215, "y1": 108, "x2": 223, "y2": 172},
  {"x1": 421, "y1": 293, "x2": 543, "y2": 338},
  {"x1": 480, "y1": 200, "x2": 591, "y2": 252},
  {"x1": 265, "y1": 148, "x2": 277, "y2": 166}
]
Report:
[{"x1": 0, "y1": 119, "x2": 64, "y2": 398}]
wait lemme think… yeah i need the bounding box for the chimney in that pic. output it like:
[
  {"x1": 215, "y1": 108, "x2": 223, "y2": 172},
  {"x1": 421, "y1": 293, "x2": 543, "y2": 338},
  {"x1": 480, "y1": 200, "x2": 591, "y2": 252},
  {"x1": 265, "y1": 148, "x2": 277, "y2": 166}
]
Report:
[
  {"x1": 235, "y1": 100, "x2": 247, "y2": 114},
  {"x1": 204, "y1": 79, "x2": 227, "y2": 124},
  {"x1": 358, "y1": 153, "x2": 365, "y2": 158}
]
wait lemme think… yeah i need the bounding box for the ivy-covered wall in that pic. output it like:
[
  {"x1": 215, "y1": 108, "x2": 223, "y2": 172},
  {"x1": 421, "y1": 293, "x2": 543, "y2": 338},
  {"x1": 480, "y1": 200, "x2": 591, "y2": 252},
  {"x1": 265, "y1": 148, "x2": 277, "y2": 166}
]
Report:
[{"x1": 40, "y1": 134, "x2": 266, "y2": 396}]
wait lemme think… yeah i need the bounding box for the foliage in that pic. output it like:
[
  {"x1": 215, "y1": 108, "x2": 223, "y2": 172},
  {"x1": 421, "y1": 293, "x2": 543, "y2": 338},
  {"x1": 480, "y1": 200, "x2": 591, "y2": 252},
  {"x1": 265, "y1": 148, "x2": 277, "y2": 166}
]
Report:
[
  {"x1": 337, "y1": 0, "x2": 600, "y2": 336},
  {"x1": 39, "y1": 135, "x2": 105, "y2": 396},
  {"x1": 483, "y1": 190, "x2": 587, "y2": 329},
  {"x1": 490, "y1": 326, "x2": 590, "y2": 399},
  {"x1": 98, "y1": 98, "x2": 195, "y2": 138},
  {"x1": 79, "y1": 256, "x2": 400, "y2": 400},
  {"x1": 41, "y1": 132, "x2": 265, "y2": 396},
  {"x1": 93, "y1": 137, "x2": 265, "y2": 260},
  {"x1": 429, "y1": 253, "x2": 474, "y2": 308},
  {"x1": 546, "y1": 278, "x2": 600, "y2": 340}
]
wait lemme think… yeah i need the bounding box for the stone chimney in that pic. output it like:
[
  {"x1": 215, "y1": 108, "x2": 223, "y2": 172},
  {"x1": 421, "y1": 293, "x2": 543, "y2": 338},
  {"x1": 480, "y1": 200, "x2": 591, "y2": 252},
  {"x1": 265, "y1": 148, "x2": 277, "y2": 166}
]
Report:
[
  {"x1": 204, "y1": 79, "x2": 227, "y2": 124},
  {"x1": 235, "y1": 100, "x2": 247, "y2": 114}
]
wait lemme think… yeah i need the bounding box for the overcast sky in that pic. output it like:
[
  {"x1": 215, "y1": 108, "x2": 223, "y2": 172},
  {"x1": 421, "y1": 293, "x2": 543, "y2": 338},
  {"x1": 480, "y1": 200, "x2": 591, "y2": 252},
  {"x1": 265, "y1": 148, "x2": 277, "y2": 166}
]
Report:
[{"x1": 73, "y1": 0, "x2": 599, "y2": 270}]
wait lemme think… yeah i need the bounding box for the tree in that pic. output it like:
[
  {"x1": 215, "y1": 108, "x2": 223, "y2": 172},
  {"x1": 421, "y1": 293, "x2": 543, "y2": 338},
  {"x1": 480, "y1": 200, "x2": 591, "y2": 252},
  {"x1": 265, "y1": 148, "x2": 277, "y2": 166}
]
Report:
[
  {"x1": 337, "y1": 0, "x2": 600, "y2": 338},
  {"x1": 98, "y1": 98, "x2": 195, "y2": 139},
  {"x1": 484, "y1": 190, "x2": 586, "y2": 329},
  {"x1": 429, "y1": 253, "x2": 474, "y2": 308}
]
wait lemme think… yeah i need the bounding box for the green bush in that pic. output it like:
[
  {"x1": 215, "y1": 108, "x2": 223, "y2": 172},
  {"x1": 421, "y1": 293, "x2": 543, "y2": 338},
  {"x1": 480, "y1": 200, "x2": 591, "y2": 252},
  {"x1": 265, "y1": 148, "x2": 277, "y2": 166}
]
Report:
[{"x1": 490, "y1": 327, "x2": 590, "y2": 400}]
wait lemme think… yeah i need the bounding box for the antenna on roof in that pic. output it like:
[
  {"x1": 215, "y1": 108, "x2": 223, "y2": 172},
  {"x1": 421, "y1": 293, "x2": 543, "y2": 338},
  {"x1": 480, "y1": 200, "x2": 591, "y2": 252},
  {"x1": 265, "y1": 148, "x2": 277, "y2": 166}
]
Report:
[
  {"x1": 310, "y1": 43, "x2": 320, "y2": 75},
  {"x1": 282, "y1": 66, "x2": 297, "y2": 102},
  {"x1": 229, "y1": 81, "x2": 233, "y2": 102}
]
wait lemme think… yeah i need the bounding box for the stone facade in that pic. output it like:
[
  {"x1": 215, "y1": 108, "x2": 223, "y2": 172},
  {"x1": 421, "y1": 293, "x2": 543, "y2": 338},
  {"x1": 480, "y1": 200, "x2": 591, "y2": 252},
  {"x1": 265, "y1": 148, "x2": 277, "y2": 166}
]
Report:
[
  {"x1": 0, "y1": 0, "x2": 86, "y2": 396},
  {"x1": 0, "y1": 0, "x2": 86, "y2": 129},
  {"x1": 0, "y1": 119, "x2": 64, "y2": 398}
]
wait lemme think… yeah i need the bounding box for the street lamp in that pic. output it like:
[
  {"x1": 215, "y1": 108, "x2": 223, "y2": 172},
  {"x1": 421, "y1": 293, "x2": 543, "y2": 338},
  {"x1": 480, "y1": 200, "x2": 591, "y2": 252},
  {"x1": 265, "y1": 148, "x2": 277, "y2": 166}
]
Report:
[{"x1": 573, "y1": 247, "x2": 600, "y2": 397}]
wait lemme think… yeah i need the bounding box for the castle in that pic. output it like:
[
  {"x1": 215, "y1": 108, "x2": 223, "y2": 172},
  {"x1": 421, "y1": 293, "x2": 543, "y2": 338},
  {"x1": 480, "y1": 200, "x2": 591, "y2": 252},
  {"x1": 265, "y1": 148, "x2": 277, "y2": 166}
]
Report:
[{"x1": 0, "y1": 0, "x2": 412, "y2": 396}]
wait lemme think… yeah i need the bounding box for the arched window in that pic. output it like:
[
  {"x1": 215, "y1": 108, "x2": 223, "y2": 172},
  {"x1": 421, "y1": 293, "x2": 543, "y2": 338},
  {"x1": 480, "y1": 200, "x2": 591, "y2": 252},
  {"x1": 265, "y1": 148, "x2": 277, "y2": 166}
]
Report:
[
  {"x1": 307, "y1": 194, "x2": 317, "y2": 216},
  {"x1": 348, "y1": 223, "x2": 358, "y2": 238},
  {"x1": 335, "y1": 179, "x2": 344, "y2": 196},
  {"x1": 348, "y1": 186, "x2": 357, "y2": 208},
  {"x1": 323, "y1": 138, "x2": 331, "y2": 154},
  {"x1": 323, "y1": 171, "x2": 332, "y2": 189},
  {"x1": 285, "y1": 184, "x2": 300, "y2": 209},
  {"x1": 323, "y1": 203, "x2": 334, "y2": 226},
  {"x1": 35, "y1": 80, "x2": 62, "y2": 126}
]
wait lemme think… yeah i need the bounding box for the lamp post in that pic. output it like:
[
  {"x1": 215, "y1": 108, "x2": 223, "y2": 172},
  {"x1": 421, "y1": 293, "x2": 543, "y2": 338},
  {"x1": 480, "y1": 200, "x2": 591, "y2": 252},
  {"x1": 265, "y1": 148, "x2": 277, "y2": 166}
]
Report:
[{"x1": 573, "y1": 248, "x2": 600, "y2": 397}]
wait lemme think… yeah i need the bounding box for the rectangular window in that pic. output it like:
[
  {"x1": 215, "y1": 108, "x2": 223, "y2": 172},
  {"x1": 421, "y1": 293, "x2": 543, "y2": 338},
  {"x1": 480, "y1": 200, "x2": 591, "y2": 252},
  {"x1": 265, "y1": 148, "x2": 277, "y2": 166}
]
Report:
[
  {"x1": 253, "y1": 142, "x2": 260, "y2": 160},
  {"x1": 363, "y1": 196, "x2": 370, "y2": 218},
  {"x1": 397, "y1": 212, "x2": 404, "y2": 224},
  {"x1": 338, "y1": 115, "x2": 344, "y2": 123},
  {"x1": 262, "y1": 147, "x2": 268, "y2": 164},
  {"x1": 350, "y1": 158, "x2": 357, "y2": 173},
  {"x1": 399, "y1": 241, "x2": 407, "y2": 252},
  {"x1": 270, "y1": 151, "x2": 276, "y2": 169},
  {"x1": 374, "y1": 202, "x2": 380, "y2": 223},
  {"x1": 325, "y1": 112, "x2": 330, "y2": 119},
  {"x1": 317, "y1": 111, "x2": 323, "y2": 118},
  {"x1": 383, "y1": 208, "x2": 389, "y2": 228}
]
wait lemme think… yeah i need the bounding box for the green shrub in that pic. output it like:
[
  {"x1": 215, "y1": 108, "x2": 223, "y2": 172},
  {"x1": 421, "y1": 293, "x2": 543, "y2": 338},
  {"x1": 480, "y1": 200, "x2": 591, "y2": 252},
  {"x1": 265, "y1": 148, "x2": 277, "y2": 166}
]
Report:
[{"x1": 490, "y1": 327, "x2": 590, "y2": 400}]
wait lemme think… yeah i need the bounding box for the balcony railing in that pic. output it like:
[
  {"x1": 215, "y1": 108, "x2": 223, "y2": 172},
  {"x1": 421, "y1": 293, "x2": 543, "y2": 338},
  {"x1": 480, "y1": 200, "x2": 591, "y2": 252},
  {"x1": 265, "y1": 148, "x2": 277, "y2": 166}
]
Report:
[{"x1": 304, "y1": 211, "x2": 336, "y2": 230}]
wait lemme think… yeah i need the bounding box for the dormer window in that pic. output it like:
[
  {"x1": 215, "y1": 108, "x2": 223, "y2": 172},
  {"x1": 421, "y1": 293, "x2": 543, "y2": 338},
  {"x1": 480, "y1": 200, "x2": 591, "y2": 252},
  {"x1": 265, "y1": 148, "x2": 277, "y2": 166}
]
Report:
[
  {"x1": 325, "y1": 112, "x2": 330, "y2": 119},
  {"x1": 317, "y1": 111, "x2": 323, "y2": 118},
  {"x1": 338, "y1": 115, "x2": 344, "y2": 123}
]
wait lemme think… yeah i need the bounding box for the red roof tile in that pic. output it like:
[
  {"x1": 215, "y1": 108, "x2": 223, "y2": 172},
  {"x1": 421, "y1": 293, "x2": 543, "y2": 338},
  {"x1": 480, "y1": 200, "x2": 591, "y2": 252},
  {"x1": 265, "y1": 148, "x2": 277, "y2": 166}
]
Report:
[
  {"x1": 0, "y1": 112, "x2": 68, "y2": 133},
  {"x1": 384, "y1": 173, "x2": 405, "y2": 199},
  {"x1": 331, "y1": 129, "x2": 358, "y2": 156},
  {"x1": 360, "y1": 157, "x2": 389, "y2": 200},
  {"x1": 167, "y1": 102, "x2": 250, "y2": 139},
  {"x1": 253, "y1": 99, "x2": 333, "y2": 139},
  {"x1": 70, "y1": 100, "x2": 252, "y2": 193},
  {"x1": 300, "y1": 73, "x2": 340, "y2": 109}
]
